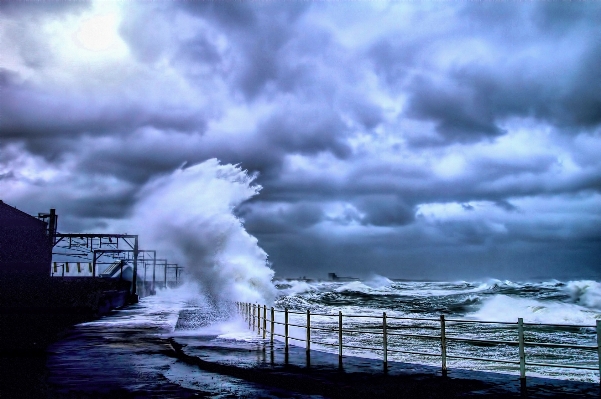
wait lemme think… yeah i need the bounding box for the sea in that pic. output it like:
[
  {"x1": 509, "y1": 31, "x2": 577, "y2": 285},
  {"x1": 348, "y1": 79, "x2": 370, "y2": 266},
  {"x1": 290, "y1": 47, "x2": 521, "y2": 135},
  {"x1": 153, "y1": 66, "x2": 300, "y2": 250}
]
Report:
[
  {"x1": 46, "y1": 278, "x2": 601, "y2": 397},
  {"x1": 273, "y1": 278, "x2": 601, "y2": 382}
]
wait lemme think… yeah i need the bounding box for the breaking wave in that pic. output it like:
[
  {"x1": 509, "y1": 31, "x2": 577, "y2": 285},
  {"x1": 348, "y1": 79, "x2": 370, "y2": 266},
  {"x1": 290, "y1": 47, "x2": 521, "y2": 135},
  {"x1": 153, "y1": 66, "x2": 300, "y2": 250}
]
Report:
[{"x1": 114, "y1": 159, "x2": 276, "y2": 309}]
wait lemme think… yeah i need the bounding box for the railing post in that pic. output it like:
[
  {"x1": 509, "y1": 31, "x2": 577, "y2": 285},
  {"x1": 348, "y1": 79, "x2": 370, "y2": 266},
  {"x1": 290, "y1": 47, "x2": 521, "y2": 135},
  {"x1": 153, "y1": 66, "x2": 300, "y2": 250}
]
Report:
[
  {"x1": 383, "y1": 312, "x2": 388, "y2": 371},
  {"x1": 285, "y1": 308, "x2": 289, "y2": 354},
  {"x1": 597, "y1": 320, "x2": 601, "y2": 383},
  {"x1": 518, "y1": 317, "x2": 526, "y2": 381},
  {"x1": 338, "y1": 311, "x2": 343, "y2": 365},
  {"x1": 440, "y1": 315, "x2": 447, "y2": 375},
  {"x1": 306, "y1": 309, "x2": 311, "y2": 353},
  {"x1": 252, "y1": 304, "x2": 256, "y2": 331},
  {"x1": 257, "y1": 304, "x2": 261, "y2": 335},
  {"x1": 248, "y1": 303, "x2": 251, "y2": 329},
  {"x1": 270, "y1": 307, "x2": 275, "y2": 346},
  {"x1": 263, "y1": 305, "x2": 267, "y2": 339}
]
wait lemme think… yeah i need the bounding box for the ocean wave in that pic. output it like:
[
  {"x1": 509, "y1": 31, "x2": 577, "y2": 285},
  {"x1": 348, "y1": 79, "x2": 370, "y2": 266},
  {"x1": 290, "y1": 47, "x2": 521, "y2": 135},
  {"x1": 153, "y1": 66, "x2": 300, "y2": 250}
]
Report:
[
  {"x1": 467, "y1": 294, "x2": 600, "y2": 325},
  {"x1": 566, "y1": 280, "x2": 601, "y2": 310}
]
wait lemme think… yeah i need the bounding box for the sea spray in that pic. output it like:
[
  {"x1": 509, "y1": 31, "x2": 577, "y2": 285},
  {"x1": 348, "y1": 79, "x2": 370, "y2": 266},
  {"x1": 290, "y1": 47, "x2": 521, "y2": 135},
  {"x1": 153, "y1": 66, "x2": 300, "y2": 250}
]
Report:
[
  {"x1": 566, "y1": 280, "x2": 601, "y2": 310},
  {"x1": 121, "y1": 159, "x2": 276, "y2": 309}
]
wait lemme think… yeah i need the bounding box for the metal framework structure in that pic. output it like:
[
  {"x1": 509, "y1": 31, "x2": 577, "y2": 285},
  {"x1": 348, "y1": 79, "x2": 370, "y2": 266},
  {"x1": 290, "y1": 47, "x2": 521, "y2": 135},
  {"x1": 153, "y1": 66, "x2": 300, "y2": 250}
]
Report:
[
  {"x1": 37, "y1": 208, "x2": 184, "y2": 297},
  {"x1": 51, "y1": 233, "x2": 139, "y2": 295},
  {"x1": 91, "y1": 249, "x2": 155, "y2": 278},
  {"x1": 167, "y1": 264, "x2": 184, "y2": 286},
  {"x1": 150, "y1": 260, "x2": 182, "y2": 289}
]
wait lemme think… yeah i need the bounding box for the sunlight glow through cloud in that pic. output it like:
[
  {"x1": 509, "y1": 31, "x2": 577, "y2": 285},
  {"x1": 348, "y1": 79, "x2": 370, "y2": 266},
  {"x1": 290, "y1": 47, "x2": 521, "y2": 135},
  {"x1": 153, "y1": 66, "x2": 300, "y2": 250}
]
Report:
[{"x1": 74, "y1": 13, "x2": 121, "y2": 52}]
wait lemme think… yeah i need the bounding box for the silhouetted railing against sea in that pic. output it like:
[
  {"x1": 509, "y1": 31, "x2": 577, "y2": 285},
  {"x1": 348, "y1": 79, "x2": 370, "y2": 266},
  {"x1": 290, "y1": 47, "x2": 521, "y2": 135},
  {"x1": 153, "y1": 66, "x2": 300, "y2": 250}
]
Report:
[{"x1": 236, "y1": 302, "x2": 601, "y2": 383}]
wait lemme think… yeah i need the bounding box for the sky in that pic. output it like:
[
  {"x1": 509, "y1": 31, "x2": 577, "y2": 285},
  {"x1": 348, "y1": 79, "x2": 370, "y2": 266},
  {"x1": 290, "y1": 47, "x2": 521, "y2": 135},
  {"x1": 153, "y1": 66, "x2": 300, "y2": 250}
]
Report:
[{"x1": 1, "y1": 0, "x2": 600, "y2": 280}]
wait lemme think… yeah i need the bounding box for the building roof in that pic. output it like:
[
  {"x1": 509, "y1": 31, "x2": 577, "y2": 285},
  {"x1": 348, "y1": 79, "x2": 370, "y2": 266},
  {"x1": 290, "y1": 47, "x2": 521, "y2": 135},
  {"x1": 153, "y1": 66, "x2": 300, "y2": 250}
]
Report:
[{"x1": 0, "y1": 200, "x2": 47, "y2": 229}]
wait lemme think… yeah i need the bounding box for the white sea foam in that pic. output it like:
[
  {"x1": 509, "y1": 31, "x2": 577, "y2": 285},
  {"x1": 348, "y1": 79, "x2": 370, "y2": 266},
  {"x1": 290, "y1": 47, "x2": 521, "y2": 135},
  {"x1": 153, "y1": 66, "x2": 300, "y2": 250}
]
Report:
[
  {"x1": 276, "y1": 280, "x2": 315, "y2": 296},
  {"x1": 363, "y1": 274, "x2": 393, "y2": 288},
  {"x1": 467, "y1": 294, "x2": 599, "y2": 325},
  {"x1": 110, "y1": 160, "x2": 276, "y2": 309},
  {"x1": 566, "y1": 280, "x2": 601, "y2": 310}
]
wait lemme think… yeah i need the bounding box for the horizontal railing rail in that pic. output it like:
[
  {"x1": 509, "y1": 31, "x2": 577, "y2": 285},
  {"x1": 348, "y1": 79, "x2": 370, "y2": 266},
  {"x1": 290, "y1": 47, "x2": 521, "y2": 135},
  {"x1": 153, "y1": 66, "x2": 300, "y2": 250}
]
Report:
[{"x1": 236, "y1": 302, "x2": 601, "y2": 383}]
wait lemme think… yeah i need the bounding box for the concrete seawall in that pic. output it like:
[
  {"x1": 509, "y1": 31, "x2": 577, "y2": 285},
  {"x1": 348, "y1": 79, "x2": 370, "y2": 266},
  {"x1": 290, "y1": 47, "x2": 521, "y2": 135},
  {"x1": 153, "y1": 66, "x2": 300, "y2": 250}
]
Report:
[{"x1": 0, "y1": 275, "x2": 132, "y2": 353}]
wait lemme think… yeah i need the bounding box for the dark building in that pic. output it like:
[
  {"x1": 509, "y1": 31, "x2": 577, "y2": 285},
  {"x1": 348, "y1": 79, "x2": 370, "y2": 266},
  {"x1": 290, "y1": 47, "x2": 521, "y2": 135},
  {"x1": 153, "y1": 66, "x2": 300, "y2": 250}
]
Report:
[
  {"x1": 0, "y1": 201, "x2": 129, "y2": 353},
  {"x1": 0, "y1": 200, "x2": 53, "y2": 280},
  {"x1": 0, "y1": 201, "x2": 56, "y2": 311}
]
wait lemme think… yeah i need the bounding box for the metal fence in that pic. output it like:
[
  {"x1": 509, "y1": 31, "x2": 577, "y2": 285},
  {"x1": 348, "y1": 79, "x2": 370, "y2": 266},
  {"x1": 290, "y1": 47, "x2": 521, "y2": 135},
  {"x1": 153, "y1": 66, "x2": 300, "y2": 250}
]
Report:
[{"x1": 236, "y1": 302, "x2": 601, "y2": 382}]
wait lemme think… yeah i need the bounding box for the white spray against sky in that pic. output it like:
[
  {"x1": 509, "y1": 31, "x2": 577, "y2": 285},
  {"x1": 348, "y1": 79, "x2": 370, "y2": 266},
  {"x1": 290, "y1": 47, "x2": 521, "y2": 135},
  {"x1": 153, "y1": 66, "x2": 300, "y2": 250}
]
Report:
[{"x1": 122, "y1": 159, "x2": 276, "y2": 307}]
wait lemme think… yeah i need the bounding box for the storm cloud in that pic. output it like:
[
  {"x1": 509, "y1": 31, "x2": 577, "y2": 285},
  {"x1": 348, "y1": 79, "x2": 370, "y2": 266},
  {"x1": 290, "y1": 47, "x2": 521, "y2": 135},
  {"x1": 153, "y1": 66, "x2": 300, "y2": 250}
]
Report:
[{"x1": 1, "y1": 1, "x2": 600, "y2": 280}]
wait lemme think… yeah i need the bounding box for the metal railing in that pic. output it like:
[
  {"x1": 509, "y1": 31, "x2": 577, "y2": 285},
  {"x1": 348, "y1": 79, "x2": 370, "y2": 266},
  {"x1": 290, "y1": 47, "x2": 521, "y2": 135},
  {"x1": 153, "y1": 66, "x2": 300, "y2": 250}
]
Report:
[{"x1": 235, "y1": 302, "x2": 601, "y2": 383}]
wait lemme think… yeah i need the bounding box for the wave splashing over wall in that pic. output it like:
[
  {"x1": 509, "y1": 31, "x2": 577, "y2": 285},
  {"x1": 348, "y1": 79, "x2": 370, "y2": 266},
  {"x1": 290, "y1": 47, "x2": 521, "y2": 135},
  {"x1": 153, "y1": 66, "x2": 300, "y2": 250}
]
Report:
[{"x1": 126, "y1": 159, "x2": 276, "y2": 310}]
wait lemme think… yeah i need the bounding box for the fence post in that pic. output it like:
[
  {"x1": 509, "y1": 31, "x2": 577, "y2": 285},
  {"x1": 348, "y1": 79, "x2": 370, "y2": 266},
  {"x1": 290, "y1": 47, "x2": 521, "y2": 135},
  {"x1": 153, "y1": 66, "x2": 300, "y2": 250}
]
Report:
[
  {"x1": 285, "y1": 308, "x2": 289, "y2": 354},
  {"x1": 257, "y1": 304, "x2": 261, "y2": 335},
  {"x1": 338, "y1": 311, "x2": 343, "y2": 365},
  {"x1": 518, "y1": 317, "x2": 526, "y2": 380},
  {"x1": 597, "y1": 320, "x2": 601, "y2": 383},
  {"x1": 263, "y1": 305, "x2": 267, "y2": 339},
  {"x1": 253, "y1": 304, "x2": 256, "y2": 332},
  {"x1": 440, "y1": 315, "x2": 447, "y2": 375},
  {"x1": 307, "y1": 309, "x2": 311, "y2": 353},
  {"x1": 248, "y1": 303, "x2": 251, "y2": 329},
  {"x1": 271, "y1": 307, "x2": 275, "y2": 346},
  {"x1": 383, "y1": 312, "x2": 388, "y2": 371}
]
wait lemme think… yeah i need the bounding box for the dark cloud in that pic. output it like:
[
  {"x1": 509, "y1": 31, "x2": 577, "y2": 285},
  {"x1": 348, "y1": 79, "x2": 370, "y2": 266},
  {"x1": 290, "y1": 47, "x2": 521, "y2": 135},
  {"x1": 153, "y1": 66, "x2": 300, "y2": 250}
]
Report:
[
  {"x1": 461, "y1": 203, "x2": 474, "y2": 211},
  {"x1": 0, "y1": 79, "x2": 208, "y2": 152},
  {"x1": 179, "y1": 1, "x2": 311, "y2": 99},
  {"x1": 494, "y1": 200, "x2": 518, "y2": 212},
  {"x1": 405, "y1": 74, "x2": 505, "y2": 142},
  {"x1": 68, "y1": 189, "x2": 137, "y2": 219},
  {"x1": 180, "y1": 1, "x2": 259, "y2": 31},
  {"x1": 356, "y1": 195, "x2": 415, "y2": 227},
  {"x1": 1, "y1": 1, "x2": 600, "y2": 279},
  {"x1": 236, "y1": 202, "x2": 324, "y2": 235},
  {"x1": 261, "y1": 106, "x2": 351, "y2": 159},
  {"x1": 532, "y1": 2, "x2": 601, "y2": 35},
  {"x1": 367, "y1": 39, "x2": 419, "y2": 88}
]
